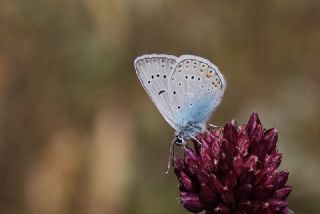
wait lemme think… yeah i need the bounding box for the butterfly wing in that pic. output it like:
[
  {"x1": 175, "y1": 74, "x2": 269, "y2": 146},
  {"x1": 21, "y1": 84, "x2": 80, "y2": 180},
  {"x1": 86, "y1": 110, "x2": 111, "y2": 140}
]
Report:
[
  {"x1": 168, "y1": 55, "x2": 226, "y2": 127},
  {"x1": 135, "y1": 54, "x2": 179, "y2": 129}
]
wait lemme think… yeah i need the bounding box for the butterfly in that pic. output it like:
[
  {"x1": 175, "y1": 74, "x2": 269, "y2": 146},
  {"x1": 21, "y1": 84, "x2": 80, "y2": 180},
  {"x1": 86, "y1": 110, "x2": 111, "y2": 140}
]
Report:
[{"x1": 134, "y1": 54, "x2": 226, "y2": 173}]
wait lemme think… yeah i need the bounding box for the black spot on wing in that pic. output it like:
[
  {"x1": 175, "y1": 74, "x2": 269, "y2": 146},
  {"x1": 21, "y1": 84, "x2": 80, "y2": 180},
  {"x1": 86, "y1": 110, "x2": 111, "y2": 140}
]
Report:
[{"x1": 158, "y1": 90, "x2": 165, "y2": 95}]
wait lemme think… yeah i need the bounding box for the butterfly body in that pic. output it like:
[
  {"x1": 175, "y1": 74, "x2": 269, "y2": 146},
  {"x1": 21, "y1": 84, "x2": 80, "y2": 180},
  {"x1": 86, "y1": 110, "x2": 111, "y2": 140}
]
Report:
[{"x1": 134, "y1": 54, "x2": 226, "y2": 145}]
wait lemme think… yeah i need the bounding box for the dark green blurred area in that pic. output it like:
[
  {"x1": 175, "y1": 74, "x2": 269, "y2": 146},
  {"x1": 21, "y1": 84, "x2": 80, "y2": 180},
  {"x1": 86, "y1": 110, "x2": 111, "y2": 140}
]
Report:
[{"x1": 0, "y1": 0, "x2": 319, "y2": 213}]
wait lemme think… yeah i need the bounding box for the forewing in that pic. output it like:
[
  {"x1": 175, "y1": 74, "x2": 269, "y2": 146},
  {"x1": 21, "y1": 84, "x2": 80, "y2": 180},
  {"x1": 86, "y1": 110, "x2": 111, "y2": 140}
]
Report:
[
  {"x1": 135, "y1": 54, "x2": 178, "y2": 128},
  {"x1": 168, "y1": 55, "x2": 226, "y2": 126}
]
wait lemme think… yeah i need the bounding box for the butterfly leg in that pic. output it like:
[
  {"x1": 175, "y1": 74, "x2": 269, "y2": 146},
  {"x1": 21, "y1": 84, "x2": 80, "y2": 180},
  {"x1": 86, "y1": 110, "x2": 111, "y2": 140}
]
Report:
[
  {"x1": 208, "y1": 123, "x2": 219, "y2": 128},
  {"x1": 204, "y1": 129, "x2": 215, "y2": 139},
  {"x1": 191, "y1": 136, "x2": 202, "y2": 146}
]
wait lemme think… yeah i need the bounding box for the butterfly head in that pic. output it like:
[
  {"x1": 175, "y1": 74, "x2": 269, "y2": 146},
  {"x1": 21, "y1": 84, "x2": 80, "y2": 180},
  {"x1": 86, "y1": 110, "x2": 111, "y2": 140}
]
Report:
[{"x1": 173, "y1": 135, "x2": 187, "y2": 147}]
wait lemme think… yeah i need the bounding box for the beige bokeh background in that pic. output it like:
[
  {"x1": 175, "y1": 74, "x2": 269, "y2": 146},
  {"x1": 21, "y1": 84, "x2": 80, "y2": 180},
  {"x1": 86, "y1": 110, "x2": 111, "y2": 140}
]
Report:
[{"x1": 0, "y1": 0, "x2": 319, "y2": 213}]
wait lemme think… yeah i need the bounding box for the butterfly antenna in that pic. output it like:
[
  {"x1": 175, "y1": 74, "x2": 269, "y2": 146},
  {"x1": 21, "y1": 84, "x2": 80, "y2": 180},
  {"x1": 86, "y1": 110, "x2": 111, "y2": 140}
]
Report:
[{"x1": 165, "y1": 139, "x2": 176, "y2": 175}]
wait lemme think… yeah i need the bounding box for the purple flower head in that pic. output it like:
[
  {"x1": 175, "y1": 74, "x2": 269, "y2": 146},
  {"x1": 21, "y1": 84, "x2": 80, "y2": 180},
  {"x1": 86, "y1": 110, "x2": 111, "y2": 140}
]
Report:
[{"x1": 174, "y1": 113, "x2": 292, "y2": 214}]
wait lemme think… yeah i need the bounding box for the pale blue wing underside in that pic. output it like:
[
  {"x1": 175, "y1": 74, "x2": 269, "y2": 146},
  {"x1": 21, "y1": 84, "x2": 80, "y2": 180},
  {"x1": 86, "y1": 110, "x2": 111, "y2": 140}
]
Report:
[
  {"x1": 135, "y1": 54, "x2": 226, "y2": 138},
  {"x1": 168, "y1": 55, "x2": 226, "y2": 128},
  {"x1": 134, "y1": 54, "x2": 179, "y2": 129}
]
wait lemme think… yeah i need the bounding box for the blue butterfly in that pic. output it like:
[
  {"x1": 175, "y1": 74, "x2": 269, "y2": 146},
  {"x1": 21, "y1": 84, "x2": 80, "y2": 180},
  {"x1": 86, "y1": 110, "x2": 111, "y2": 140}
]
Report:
[{"x1": 135, "y1": 54, "x2": 226, "y2": 173}]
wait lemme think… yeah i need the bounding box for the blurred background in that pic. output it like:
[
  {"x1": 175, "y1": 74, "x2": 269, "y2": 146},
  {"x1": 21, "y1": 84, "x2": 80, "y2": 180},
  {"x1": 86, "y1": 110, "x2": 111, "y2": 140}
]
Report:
[{"x1": 0, "y1": 0, "x2": 319, "y2": 213}]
